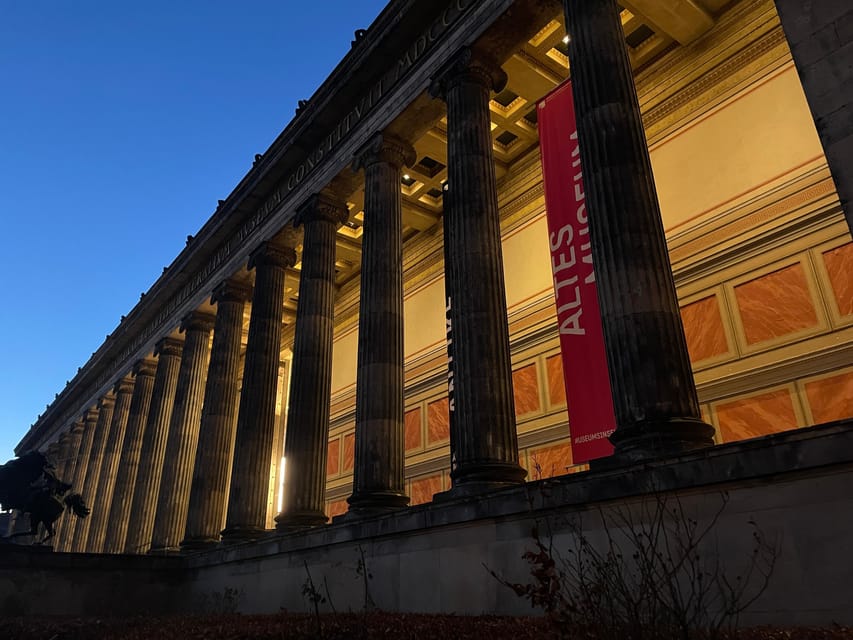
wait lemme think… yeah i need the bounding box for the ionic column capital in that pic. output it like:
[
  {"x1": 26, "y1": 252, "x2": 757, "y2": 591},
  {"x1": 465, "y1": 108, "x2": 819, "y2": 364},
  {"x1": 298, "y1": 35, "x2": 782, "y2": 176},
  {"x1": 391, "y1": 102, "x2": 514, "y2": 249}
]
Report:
[
  {"x1": 84, "y1": 407, "x2": 100, "y2": 425},
  {"x1": 132, "y1": 357, "x2": 158, "y2": 378},
  {"x1": 113, "y1": 374, "x2": 135, "y2": 396},
  {"x1": 429, "y1": 46, "x2": 507, "y2": 99},
  {"x1": 248, "y1": 239, "x2": 298, "y2": 270},
  {"x1": 211, "y1": 278, "x2": 252, "y2": 305},
  {"x1": 97, "y1": 394, "x2": 116, "y2": 411},
  {"x1": 154, "y1": 337, "x2": 184, "y2": 359},
  {"x1": 353, "y1": 133, "x2": 416, "y2": 172},
  {"x1": 295, "y1": 191, "x2": 349, "y2": 227},
  {"x1": 180, "y1": 310, "x2": 216, "y2": 334}
]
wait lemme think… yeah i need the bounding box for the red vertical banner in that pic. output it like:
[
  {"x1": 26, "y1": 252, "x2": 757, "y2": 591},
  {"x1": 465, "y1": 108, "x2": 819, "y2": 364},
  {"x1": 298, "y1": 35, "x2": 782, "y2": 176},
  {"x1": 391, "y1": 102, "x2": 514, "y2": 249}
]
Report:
[{"x1": 538, "y1": 81, "x2": 615, "y2": 462}]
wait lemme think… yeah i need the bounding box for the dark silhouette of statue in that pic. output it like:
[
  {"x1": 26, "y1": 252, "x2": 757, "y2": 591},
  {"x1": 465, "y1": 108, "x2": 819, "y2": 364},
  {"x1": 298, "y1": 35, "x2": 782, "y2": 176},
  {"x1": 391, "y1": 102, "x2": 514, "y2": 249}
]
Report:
[{"x1": 0, "y1": 451, "x2": 90, "y2": 544}]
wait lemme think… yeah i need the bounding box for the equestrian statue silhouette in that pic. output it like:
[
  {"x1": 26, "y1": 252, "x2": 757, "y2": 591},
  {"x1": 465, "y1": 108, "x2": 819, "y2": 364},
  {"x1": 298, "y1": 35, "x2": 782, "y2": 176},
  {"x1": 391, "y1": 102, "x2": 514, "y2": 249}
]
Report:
[{"x1": 0, "y1": 451, "x2": 89, "y2": 544}]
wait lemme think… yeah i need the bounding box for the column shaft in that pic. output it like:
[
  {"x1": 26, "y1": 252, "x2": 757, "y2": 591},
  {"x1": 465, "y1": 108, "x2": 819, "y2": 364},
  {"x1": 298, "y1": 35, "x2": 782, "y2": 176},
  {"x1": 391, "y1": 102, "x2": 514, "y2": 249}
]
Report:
[
  {"x1": 54, "y1": 432, "x2": 74, "y2": 487},
  {"x1": 55, "y1": 421, "x2": 84, "y2": 551},
  {"x1": 103, "y1": 359, "x2": 157, "y2": 554},
  {"x1": 276, "y1": 195, "x2": 347, "y2": 529},
  {"x1": 182, "y1": 280, "x2": 251, "y2": 549},
  {"x1": 430, "y1": 49, "x2": 526, "y2": 492},
  {"x1": 774, "y1": 0, "x2": 853, "y2": 234},
  {"x1": 72, "y1": 396, "x2": 115, "y2": 552},
  {"x1": 347, "y1": 135, "x2": 415, "y2": 515},
  {"x1": 66, "y1": 408, "x2": 99, "y2": 551},
  {"x1": 125, "y1": 339, "x2": 183, "y2": 553},
  {"x1": 150, "y1": 312, "x2": 215, "y2": 553},
  {"x1": 86, "y1": 375, "x2": 135, "y2": 553},
  {"x1": 223, "y1": 239, "x2": 296, "y2": 542},
  {"x1": 562, "y1": 0, "x2": 715, "y2": 460}
]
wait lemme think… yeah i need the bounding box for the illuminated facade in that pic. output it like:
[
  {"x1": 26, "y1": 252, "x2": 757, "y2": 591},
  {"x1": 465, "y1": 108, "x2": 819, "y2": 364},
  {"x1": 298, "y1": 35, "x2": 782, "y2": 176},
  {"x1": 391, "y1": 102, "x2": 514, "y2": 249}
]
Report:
[{"x1": 8, "y1": 0, "x2": 853, "y2": 617}]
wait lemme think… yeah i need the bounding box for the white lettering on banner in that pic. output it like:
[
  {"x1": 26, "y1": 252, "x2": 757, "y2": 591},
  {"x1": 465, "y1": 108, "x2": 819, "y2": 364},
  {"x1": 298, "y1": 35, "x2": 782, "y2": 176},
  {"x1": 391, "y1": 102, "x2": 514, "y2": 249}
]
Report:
[
  {"x1": 445, "y1": 296, "x2": 455, "y2": 413},
  {"x1": 550, "y1": 130, "x2": 598, "y2": 336},
  {"x1": 573, "y1": 429, "x2": 615, "y2": 444},
  {"x1": 572, "y1": 132, "x2": 595, "y2": 285}
]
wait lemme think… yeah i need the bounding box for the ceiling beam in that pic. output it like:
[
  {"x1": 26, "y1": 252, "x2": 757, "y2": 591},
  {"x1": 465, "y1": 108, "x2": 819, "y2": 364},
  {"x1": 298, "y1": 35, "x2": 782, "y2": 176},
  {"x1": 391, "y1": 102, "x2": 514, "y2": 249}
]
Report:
[{"x1": 619, "y1": 0, "x2": 714, "y2": 45}]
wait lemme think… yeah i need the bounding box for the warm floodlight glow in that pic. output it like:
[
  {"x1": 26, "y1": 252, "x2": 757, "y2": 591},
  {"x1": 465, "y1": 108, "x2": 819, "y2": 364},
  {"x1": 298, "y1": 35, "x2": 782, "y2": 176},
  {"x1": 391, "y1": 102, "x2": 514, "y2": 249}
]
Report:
[
  {"x1": 277, "y1": 456, "x2": 286, "y2": 512},
  {"x1": 562, "y1": 35, "x2": 570, "y2": 44}
]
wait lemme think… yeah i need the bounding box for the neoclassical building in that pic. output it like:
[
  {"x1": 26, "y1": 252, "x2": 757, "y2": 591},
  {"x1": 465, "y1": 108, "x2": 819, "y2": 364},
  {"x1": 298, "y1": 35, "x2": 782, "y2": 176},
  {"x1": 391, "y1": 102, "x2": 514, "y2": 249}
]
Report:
[{"x1": 7, "y1": 0, "x2": 853, "y2": 619}]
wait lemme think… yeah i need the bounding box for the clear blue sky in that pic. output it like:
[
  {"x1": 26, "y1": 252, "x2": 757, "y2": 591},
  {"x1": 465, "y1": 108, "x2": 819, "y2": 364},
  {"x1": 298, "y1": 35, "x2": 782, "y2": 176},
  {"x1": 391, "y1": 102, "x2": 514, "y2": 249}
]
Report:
[{"x1": 0, "y1": 1, "x2": 388, "y2": 463}]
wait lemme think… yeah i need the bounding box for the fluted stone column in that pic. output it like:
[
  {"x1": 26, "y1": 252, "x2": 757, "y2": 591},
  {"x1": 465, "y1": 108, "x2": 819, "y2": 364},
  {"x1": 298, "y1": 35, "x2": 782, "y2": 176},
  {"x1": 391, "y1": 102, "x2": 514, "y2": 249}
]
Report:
[
  {"x1": 56, "y1": 420, "x2": 84, "y2": 551},
  {"x1": 71, "y1": 394, "x2": 115, "y2": 551},
  {"x1": 54, "y1": 432, "x2": 74, "y2": 485},
  {"x1": 344, "y1": 134, "x2": 416, "y2": 515},
  {"x1": 125, "y1": 338, "x2": 183, "y2": 554},
  {"x1": 51, "y1": 433, "x2": 72, "y2": 547},
  {"x1": 86, "y1": 374, "x2": 135, "y2": 553},
  {"x1": 66, "y1": 407, "x2": 99, "y2": 551},
  {"x1": 150, "y1": 311, "x2": 215, "y2": 553},
  {"x1": 182, "y1": 280, "x2": 252, "y2": 550},
  {"x1": 275, "y1": 194, "x2": 347, "y2": 530},
  {"x1": 429, "y1": 48, "x2": 526, "y2": 493},
  {"x1": 223, "y1": 239, "x2": 296, "y2": 542},
  {"x1": 46, "y1": 441, "x2": 60, "y2": 474},
  {"x1": 103, "y1": 358, "x2": 157, "y2": 554},
  {"x1": 562, "y1": 0, "x2": 715, "y2": 460},
  {"x1": 42, "y1": 442, "x2": 60, "y2": 543}
]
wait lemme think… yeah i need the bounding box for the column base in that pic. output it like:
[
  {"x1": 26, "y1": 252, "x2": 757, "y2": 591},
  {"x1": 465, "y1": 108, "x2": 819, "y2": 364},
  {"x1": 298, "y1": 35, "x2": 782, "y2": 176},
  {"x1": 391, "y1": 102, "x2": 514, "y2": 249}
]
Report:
[
  {"x1": 609, "y1": 417, "x2": 716, "y2": 463},
  {"x1": 179, "y1": 537, "x2": 221, "y2": 552},
  {"x1": 219, "y1": 525, "x2": 268, "y2": 544},
  {"x1": 274, "y1": 510, "x2": 328, "y2": 532},
  {"x1": 343, "y1": 490, "x2": 410, "y2": 519},
  {"x1": 450, "y1": 460, "x2": 527, "y2": 487},
  {"x1": 147, "y1": 545, "x2": 182, "y2": 556}
]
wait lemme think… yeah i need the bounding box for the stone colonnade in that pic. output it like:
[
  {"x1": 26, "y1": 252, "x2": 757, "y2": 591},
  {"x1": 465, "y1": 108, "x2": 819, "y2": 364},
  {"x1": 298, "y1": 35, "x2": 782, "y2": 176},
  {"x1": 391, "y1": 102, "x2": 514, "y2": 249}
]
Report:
[{"x1": 40, "y1": 2, "x2": 714, "y2": 554}]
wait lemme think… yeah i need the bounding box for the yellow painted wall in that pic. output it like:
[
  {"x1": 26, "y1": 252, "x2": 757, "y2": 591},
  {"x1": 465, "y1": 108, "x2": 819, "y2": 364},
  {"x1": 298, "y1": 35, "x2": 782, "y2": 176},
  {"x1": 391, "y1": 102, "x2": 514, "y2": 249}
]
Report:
[
  {"x1": 650, "y1": 65, "x2": 824, "y2": 230},
  {"x1": 403, "y1": 278, "x2": 446, "y2": 358},
  {"x1": 330, "y1": 328, "x2": 359, "y2": 395},
  {"x1": 502, "y1": 215, "x2": 553, "y2": 310}
]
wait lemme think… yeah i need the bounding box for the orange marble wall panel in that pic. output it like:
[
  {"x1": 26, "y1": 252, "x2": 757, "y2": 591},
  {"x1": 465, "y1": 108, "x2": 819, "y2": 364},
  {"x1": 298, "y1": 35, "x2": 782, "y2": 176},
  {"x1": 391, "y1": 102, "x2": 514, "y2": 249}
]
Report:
[
  {"x1": 326, "y1": 499, "x2": 348, "y2": 519},
  {"x1": 342, "y1": 433, "x2": 355, "y2": 472},
  {"x1": 405, "y1": 407, "x2": 422, "y2": 451},
  {"x1": 410, "y1": 474, "x2": 443, "y2": 505},
  {"x1": 326, "y1": 438, "x2": 340, "y2": 478},
  {"x1": 679, "y1": 295, "x2": 729, "y2": 362},
  {"x1": 734, "y1": 263, "x2": 819, "y2": 345},
  {"x1": 427, "y1": 397, "x2": 450, "y2": 444},
  {"x1": 546, "y1": 354, "x2": 567, "y2": 406},
  {"x1": 823, "y1": 242, "x2": 853, "y2": 316},
  {"x1": 805, "y1": 370, "x2": 853, "y2": 424},
  {"x1": 513, "y1": 364, "x2": 541, "y2": 416},
  {"x1": 715, "y1": 388, "x2": 799, "y2": 442},
  {"x1": 528, "y1": 441, "x2": 573, "y2": 479}
]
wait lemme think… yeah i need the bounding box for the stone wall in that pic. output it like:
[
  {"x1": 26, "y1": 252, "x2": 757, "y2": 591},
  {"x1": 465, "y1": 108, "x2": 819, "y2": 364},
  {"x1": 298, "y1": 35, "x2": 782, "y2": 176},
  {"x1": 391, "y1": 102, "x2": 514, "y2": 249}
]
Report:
[
  {"x1": 185, "y1": 421, "x2": 853, "y2": 626},
  {"x1": 3, "y1": 420, "x2": 851, "y2": 626}
]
